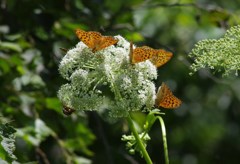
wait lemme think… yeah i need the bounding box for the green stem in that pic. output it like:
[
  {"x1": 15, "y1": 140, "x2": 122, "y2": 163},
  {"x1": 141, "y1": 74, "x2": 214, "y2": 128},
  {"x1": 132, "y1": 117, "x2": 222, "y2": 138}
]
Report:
[
  {"x1": 109, "y1": 72, "x2": 122, "y2": 100},
  {"x1": 158, "y1": 116, "x2": 169, "y2": 164},
  {"x1": 82, "y1": 64, "x2": 95, "y2": 70},
  {"x1": 127, "y1": 114, "x2": 153, "y2": 164}
]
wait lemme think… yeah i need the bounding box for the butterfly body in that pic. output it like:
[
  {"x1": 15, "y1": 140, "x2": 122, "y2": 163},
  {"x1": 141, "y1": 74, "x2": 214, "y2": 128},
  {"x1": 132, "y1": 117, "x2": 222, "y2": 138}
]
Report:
[
  {"x1": 76, "y1": 29, "x2": 118, "y2": 52},
  {"x1": 155, "y1": 83, "x2": 181, "y2": 109}
]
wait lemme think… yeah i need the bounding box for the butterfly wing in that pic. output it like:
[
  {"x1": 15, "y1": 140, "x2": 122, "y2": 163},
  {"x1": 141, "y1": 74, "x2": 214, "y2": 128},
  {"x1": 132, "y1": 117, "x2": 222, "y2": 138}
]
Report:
[
  {"x1": 132, "y1": 46, "x2": 157, "y2": 64},
  {"x1": 75, "y1": 29, "x2": 102, "y2": 49},
  {"x1": 88, "y1": 31, "x2": 102, "y2": 49},
  {"x1": 150, "y1": 49, "x2": 173, "y2": 67},
  {"x1": 155, "y1": 83, "x2": 181, "y2": 109},
  {"x1": 92, "y1": 36, "x2": 118, "y2": 52}
]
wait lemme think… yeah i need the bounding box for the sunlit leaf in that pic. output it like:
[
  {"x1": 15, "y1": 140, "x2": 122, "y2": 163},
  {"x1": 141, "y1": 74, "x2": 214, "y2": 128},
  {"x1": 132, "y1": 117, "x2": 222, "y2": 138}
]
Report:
[
  {"x1": 16, "y1": 119, "x2": 53, "y2": 147},
  {"x1": 0, "y1": 42, "x2": 22, "y2": 52},
  {"x1": 13, "y1": 72, "x2": 45, "y2": 91},
  {"x1": 35, "y1": 119, "x2": 53, "y2": 141},
  {"x1": 125, "y1": 32, "x2": 144, "y2": 42},
  {"x1": 0, "y1": 124, "x2": 17, "y2": 161},
  {"x1": 45, "y1": 97, "x2": 62, "y2": 112},
  {"x1": 131, "y1": 112, "x2": 146, "y2": 128},
  {"x1": 4, "y1": 34, "x2": 22, "y2": 41}
]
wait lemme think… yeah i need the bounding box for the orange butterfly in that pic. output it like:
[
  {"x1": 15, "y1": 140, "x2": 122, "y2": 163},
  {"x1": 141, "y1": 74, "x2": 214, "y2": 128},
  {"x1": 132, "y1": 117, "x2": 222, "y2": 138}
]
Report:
[
  {"x1": 75, "y1": 29, "x2": 118, "y2": 52},
  {"x1": 130, "y1": 44, "x2": 173, "y2": 67},
  {"x1": 131, "y1": 45, "x2": 156, "y2": 64},
  {"x1": 62, "y1": 105, "x2": 76, "y2": 116},
  {"x1": 150, "y1": 49, "x2": 173, "y2": 67},
  {"x1": 155, "y1": 82, "x2": 181, "y2": 109}
]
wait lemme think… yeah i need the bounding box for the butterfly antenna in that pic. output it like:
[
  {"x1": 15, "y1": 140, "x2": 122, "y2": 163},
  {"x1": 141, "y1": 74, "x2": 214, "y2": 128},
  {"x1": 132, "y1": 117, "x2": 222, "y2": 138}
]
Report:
[
  {"x1": 129, "y1": 41, "x2": 133, "y2": 64},
  {"x1": 59, "y1": 47, "x2": 68, "y2": 53}
]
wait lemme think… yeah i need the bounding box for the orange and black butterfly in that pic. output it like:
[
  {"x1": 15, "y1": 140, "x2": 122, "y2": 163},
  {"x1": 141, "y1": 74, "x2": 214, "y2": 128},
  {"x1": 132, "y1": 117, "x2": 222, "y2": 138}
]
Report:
[
  {"x1": 131, "y1": 45, "x2": 156, "y2": 64},
  {"x1": 129, "y1": 44, "x2": 173, "y2": 68},
  {"x1": 150, "y1": 49, "x2": 173, "y2": 68},
  {"x1": 62, "y1": 105, "x2": 76, "y2": 116},
  {"x1": 155, "y1": 82, "x2": 181, "y2": 109},
  {"x1": 75, "y1": 29, "x2": 118, "y2": 52}
]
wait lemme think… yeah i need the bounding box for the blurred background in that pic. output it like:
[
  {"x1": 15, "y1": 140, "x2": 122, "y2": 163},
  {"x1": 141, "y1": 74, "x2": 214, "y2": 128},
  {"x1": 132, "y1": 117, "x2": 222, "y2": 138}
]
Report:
[{"x1": 1, "y1": 0, "x2": 240, "y2": 163}]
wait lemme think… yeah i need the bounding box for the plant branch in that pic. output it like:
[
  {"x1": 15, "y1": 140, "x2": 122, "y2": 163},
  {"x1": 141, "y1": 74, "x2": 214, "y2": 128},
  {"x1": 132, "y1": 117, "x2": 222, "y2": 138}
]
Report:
[
  {"x1": 127, "y1": 114, "x2": 153, "y2": 164},
  {"x1": 157, "y1": 116, "x2": 169, "y2": 164},
  {"x1": 35, "y1": 147, "x2": 50, "y2": 164}
]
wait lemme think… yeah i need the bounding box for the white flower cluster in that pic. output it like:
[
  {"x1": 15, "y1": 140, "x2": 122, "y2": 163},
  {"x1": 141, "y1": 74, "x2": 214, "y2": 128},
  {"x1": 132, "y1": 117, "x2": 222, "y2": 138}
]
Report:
[{"x1": 58, "y1": 35, "x2": 157, "y2": 117}]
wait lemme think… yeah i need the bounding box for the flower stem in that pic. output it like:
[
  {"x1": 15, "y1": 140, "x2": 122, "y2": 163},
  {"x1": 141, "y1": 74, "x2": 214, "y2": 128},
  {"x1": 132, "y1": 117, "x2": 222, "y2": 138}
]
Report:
[
  {"x1": 158, "y1": 116, "x2": 169, "y2": 164},
  {"x1": 127, "y1": 114, "x2": 153, "y2": 164}
]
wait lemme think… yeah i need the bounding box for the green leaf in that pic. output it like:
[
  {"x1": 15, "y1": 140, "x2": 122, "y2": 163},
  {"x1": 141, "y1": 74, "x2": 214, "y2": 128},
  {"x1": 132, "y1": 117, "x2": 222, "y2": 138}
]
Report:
[
  {"x1": 29, "y1": 74, "x2": 46, "y2": 88},
  {"x1": 13, "y1": 72, "x2": 45, "y2": 91},
  {"x1": 16, "y1": 119, "x2": 53, "y2": 147},
  {"x1": 72, "y1": 156, "x2": 92, "y2": 164},
  {"x1": 0, "y1": 58, "x2": 11, "y2": 75},
  {"x1": 0, "y1": 42, "x2": 22, "y2": 52},
  {"x1": 105, "y1": 0, "x2": 123, "y2": 12},
  {"x1": 35, "y1": 119, "x2": 53, "y2": 141},
  {"x1": 16, "y1": 126, "x2": 39, "y2": 146},
  {"x1": 35, "y1": 27, "x2": 49, "y2": 40},
  {"x1": 125, "y1": 32, "x2": 144, "y2": 42},
  {"x1": 144, "y1": 109, "x2": 162, "y2": 131},
  {"x1": 9, "y1": 55, "x2": 23, "y2": 66},
  {"x1": 45, "y1": 97, "x2": 62, "y2": 112},
  {"x1": 4, "y1": 34, "x2": 22, "y2": 41},
  {"x1": 131, "y1": 112, "x2": 146, "y2": 128},
  {"x1": 62, "y1": 122, "x2": 95, "y2": 156},
  {"x1": 64, "y1": 138, "x2": 94, "y2": 156},
  {"x1": 0, "y1": 123, "x2": 17, "y2": 161}
]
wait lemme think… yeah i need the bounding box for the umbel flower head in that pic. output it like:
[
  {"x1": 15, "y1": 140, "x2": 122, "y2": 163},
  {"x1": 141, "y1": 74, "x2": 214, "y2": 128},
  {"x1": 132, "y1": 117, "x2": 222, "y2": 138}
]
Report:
[
  {"x1": 58, "y1": 35, "x2": 157, "y2": 117},
  {"x1": 189, "y1": 25, "x2": 240, "y2": 77}
]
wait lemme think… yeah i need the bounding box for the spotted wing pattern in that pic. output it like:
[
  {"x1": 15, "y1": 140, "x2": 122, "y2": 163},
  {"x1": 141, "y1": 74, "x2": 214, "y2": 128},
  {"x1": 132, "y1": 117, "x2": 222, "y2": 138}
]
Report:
[
  {"x1": 75, "y1": 29, "x2": 118, "y2": 52},
  {"x1": 155, "y1": 82, "x2": 181, "y2": 109},
  {"x1": 93, "y1": 36, "x2": 118, "y2": 52},
  {"x1": 150, "y1": 49, "x2": 173, "y2": 67},
  {"x1": 131, "y1": 46, "x2": 157, "y2": 64}
]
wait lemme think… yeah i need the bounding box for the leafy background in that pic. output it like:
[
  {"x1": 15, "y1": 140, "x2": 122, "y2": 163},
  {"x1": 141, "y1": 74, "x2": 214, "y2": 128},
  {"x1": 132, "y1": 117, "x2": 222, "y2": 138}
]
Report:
[{"x1": 1, "y1": 0, "x2": 240, "y2": 163}]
